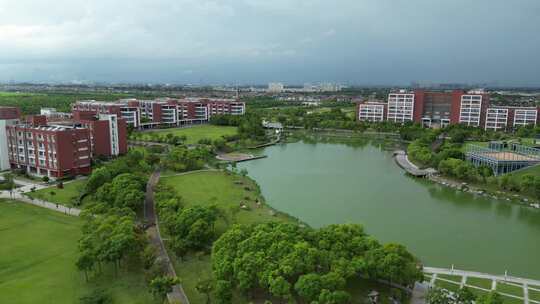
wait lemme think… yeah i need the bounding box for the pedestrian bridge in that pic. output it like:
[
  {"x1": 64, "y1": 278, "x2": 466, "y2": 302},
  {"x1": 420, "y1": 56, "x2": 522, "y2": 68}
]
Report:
[{"x1": 424, "y1": 267, "x2": 540, "y2": 304}]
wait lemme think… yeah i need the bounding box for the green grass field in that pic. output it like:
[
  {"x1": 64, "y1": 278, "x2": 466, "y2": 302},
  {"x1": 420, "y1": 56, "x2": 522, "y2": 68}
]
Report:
[
  {"x1": 529, "y1": 287, "x2": 540, "y2": 302},
  {"x1": 512, "y1": 164, "x2": 540, "y2": 177},
  {"x1": 467, "y1": 277, "x2": 493, "y2": 290},
  {"x1": 496, "y1": 282, "x2": 522, "y2": 297},
  {"x1": 136, "y1": 125, "x2": 238, "y2": 144},
  {"x1": 0, "y1": 199, "x2": 157, "y2": 304},
  {"x1": 26, "y1": 180, "x2": 86, "y2": 207}
]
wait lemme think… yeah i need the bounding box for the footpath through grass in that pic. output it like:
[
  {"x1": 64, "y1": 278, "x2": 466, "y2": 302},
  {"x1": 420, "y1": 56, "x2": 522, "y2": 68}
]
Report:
[
  {"x1": 0, "y1": 199, "x2": 156, "y2": 304},
  {"x1": 137, "y1": 125, "x2": 238, "y2": 144}
]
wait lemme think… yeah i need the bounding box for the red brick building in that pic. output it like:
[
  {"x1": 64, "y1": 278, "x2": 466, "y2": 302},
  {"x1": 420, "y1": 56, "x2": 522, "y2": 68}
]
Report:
[
  {"x1": 1, "y1": 106, "x2": 129, "y2": 179},
  {"x1": 73, "y1": 110, "x2": 128, "y2": 157},
  {"x1": 72, "y1": 100, "x2": 141, "y2": 128},
  {"x1": 73, "y1": 98, "x2": 246, "y2": 129},
  {"x1": 6, "y1": 122, "x2": 92, "y2": 178},
  {"x1": 357, "y1": 90, "x2": 538, "y2": 130}
]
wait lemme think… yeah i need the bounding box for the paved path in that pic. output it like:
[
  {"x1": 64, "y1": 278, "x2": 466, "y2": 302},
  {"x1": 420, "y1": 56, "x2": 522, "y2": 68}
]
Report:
[
  {"x1": 424, "y1": 267, "x2": 540, "y2": 304},
  {"x1": 411, "y1": 282, "x2": 428, "y2": 304},
  {"x1": 394, "y1": 151, "x2": 437, "y2": 177},
  {"x1": 0, "y1": 177, "x2": 81, "y2": 216},
  {"x1": 145, "y1": 170, "x2": 190, "y2": 304}
]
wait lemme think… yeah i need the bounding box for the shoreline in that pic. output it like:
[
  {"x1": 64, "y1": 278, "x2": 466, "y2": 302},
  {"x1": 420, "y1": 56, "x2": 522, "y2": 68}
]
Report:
[{"x1": 249, "y1": 130, "x2": 540, "y2": 210}]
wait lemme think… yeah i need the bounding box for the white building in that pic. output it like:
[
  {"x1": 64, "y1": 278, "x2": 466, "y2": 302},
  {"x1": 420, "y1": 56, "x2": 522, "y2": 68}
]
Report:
[
  {"x1": 459, "y1": 94, "x2": 483, "y2": 127},
  {"x1": 0, "y1": 107, "x2": 21, "y2": 171},
  {"x1": 387, "y1": 91, "x2": 415, "y2": 123},
  {"x1": 357, "y1": 102, "x2": 386, "y2": 122},
  {"x1": 485, "y1": 108, "x2": 509, "y2": 131},
  {"x1": 513, "y1": 108, "x2": 538, "y2": 127},
  {"x1": 267, "y1": 83, "x2": 284, "y2": 93}
]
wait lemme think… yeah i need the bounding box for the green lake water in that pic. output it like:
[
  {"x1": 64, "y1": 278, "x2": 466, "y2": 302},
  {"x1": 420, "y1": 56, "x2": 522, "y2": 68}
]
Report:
[{"x1": 238, "y1": 138, "x2": 540, "y2": 280}]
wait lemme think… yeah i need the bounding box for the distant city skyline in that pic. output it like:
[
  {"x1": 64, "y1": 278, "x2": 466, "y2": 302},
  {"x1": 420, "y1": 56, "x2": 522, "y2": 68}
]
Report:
[{"x1": 1, "y1": 0, "x2": 539, "y2": 86}]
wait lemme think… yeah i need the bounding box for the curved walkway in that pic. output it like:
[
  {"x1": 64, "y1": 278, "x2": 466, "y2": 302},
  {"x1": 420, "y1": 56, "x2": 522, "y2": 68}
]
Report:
[
  {"x1": 424, "y1": 267, "x2": 540, "y2": 304},
  {"x1": 145, "y1": 170, "x2": 190, "y2": 304},
  {"x1": 393, "y1": 150, "x2": 437, "y2": 177}
]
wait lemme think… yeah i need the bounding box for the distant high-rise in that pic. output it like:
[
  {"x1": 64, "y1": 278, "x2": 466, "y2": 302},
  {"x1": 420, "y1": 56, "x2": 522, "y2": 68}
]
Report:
[{"x1": 267, "y1": 83, "x2": 284, "y2": 93}]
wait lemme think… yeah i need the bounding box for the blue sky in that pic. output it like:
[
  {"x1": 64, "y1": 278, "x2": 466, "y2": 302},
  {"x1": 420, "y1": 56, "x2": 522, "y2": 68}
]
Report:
[{"x1": 0, "y1": 0, "x2": 539, "y2": 85}]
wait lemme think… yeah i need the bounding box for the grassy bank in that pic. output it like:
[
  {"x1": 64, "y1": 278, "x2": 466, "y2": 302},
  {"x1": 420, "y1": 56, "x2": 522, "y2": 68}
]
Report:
[
  {"x1": 159, "y1": 170, "x2": 403, "y2": 304},
  {"x1": 0, "y1": 199, "x2": 156, "y2": 304},
  {"x1": 160, "y1": 171, "x2": 298, "y2": 303},
  {"x1": 135, "y1": 125, "x2": 238, "y2": 144}
]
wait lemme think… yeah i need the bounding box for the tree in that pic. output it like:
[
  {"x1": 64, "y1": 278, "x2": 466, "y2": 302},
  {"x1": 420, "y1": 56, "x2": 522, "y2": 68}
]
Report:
[
  {"x1": 212, "y1": 222, "x2": 420, "y2": 303},
  {"x1": 214, "y1": 280, "x2": 232, "y2": 304},
  {"x1": 79, "y1": 289, "x2": 112, "y2": 304},
  {"x1": 149, "y1": 276, "x2": 180, "y2": 301},
  {"x1": 165, "y1": 205, "x2": 219, "y2": 258},
  {"x1": 426, "y1": 287, "x2": 451, "y2": 304},
  {"x1": 196, "y1": 278, "x2": 214, "y2": 304},
  {"x1": 76, "y1": 250, "x2": 95, "y2": 282},
  {"x1": 520, "y1": 174, "x2": 536, "y2": 193},
  {"x1": 85, "y1": 167, "x2": 112, "y2": 193},
  {"x1": 318, "y1": 289, "x2": 351, "y2": 304},
  {"x1": 42, "y1": 175, "x2": 50, "y2": 183},
  {"x1": 455, "y1": 287, "x2": 476, "y2": 304},
  {"x1": 294, "y1": 273, "x2": 323, "y2": 302},
  {"x1": 96, "y1": 173, "x2": 146, "y2": 211}
]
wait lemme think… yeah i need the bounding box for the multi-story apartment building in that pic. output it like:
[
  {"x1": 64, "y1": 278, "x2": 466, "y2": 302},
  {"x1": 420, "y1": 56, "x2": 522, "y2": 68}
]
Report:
[
  {"x1": 512, "y1": 107, "x2": 538, "y2": 127},
  {"x1": 0, "y1": 107, "x2": 21, "y2": 171},
  {"x1": 386, "y1": 91, "x2": 416, "y2": 123},
  {"x1": 485, "y1": 108, "x2": 509, "y2": 131},
  {"x1": 0, "y1": 106, "x2": 129, "y2": 179},
  {"x1": 357, "y1": 90, "x2": 538, "y2": 130},
  {"x1": 74, "y1": 98, "x2": 245, "y2": 129},
  {"x1": 73, "y1": 100, "x2": 141, "y2": 128},
  {"x1": 6, "y1": 121, "x2": 92, "y2": 179},
  {"x1": 356, "y1": 102, "x2": 387, "y2": 122},
  {"x1": 458, "y1": 93, "x2": 485, "y2": 127},
  {"x1": 72, "y1": 110, "x2": 128, "y2": 157}
]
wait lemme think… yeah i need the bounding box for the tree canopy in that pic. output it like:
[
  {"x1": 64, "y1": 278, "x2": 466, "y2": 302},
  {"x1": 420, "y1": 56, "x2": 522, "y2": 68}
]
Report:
[{"x1": 212, "y1": 222, "x2": 422, "y2": 303}]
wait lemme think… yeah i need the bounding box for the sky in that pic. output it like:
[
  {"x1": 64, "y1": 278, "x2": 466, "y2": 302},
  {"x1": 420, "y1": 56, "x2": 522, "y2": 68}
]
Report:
[{"x1": 0, "y1": 0, "x2": 539, "y2": 86}]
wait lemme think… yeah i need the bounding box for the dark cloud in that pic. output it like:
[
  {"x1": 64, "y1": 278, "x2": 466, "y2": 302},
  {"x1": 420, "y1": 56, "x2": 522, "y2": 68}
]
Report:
[{"x1": 0, "y1": 0, "x2": 538, "y2": 85}]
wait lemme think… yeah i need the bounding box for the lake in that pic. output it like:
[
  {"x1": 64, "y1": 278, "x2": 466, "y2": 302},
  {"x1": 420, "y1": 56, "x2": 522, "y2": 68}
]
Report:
[{"x1": 238, "y1": 138, "x2": 540, "y2": 279}]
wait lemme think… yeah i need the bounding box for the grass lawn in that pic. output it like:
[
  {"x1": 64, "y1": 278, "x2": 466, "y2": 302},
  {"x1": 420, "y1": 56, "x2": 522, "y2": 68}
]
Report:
[
  {"x1": 466, "y1": 277, "x2": 493, "y2": 290},
  {"x1": 136, "y1": 125, "x2": 238, "y2": 144},
  {"x1": 496, "y1": 282, "x2": 522, "y2": 297},
  {"x1": 161, "y1": 171, "x2": 294, "y2": 229},
  {"x1": 437, "y1": 274, "x2": 462, "y2": 283},
  {"x1": 500, "y1": 295, "x2": 524, "y2": 304},
  {"x1": 435, "y1": 279, "x2": 460, "y2": 293},
  {"x1": 0, "y1": 199, "x2": 157, "y2": 304},
  {"x1": 512, "y1": 163, "x2": 540, "y2": 178},
  {"x1": 26, "y1": 179, "x2": 86, "y2": 207},
  {"x1": 529, "y1": 287, "x2": 540, "y2": 302}
]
